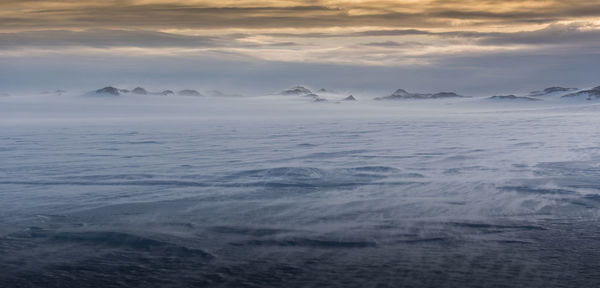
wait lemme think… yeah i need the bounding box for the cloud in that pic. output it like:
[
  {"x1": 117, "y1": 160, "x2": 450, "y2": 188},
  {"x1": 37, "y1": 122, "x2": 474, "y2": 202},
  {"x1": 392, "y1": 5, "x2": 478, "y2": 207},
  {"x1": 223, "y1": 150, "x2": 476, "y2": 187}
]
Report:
[
  {"x1": 7, "y1": 0, "x2": 600, "y2": 31},
  {"x1": 2, "y1": 22, "x2": 599, "y2": 68},
  {"x1": 478, "y1": 23, "x2": 600, "y2": 45},
  {"x1": 2, "y1": 0, "x2": 600, "y2": 94},
  {"x1": 362, "y1": 41, "x2": 426, "y2": 48},
  {"x1": 0, "y1": 29, "x2": 308, "y2": 51},
  {"x1": 0, "y1": 4, "x2": 360, "y2": 30},
  {"x1": 0, "y1": 29, "x2": 225, "y2": 49}
]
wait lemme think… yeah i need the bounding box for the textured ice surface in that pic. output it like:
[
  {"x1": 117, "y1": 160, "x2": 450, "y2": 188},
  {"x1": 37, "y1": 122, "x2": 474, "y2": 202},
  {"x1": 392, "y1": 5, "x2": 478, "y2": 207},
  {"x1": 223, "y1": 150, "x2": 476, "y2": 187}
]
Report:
[{"x1": 1, "y1": 94, "x2": 600, "y2": 287}]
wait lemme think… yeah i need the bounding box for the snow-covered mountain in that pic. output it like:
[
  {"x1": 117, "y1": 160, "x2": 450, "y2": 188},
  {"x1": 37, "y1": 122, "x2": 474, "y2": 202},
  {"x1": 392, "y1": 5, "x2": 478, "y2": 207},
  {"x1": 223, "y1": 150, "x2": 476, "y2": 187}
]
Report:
[
  {"x1": 87, "y1": 87, "x2": 205, "y2": 97},
  {"x1": 75, "y1": 83, "x2": 600, "y2": 105},
  {"x1": 131, "y1": 87, "x2": 148, "y2": 95},
  {"x1": 279, "y1": 86, "x2": 313, "y2": 96},
  {"x1": 488, "y1": 95, "x2": 541, "y2": 101},
  {"x1": 529, "y1": 87, "x2": 578, "y2": 97},
  {"x1": 376, "y1": 89, "x2": 466, "y2": 100},
  {"x1": 562, "y1": 86, "x2": 600, "y2": 100},
  {"x1": 276, "y1": 86, "x2": 334, "y2": 102},
  {"x1": 157, "y1": 90, "x2": 174, "y2": 96},
  {"x1": 93, "y1": 86, "x2": 121, "y2": 96},
  {"x1": 177, "y1": 89, "x2": 202, "y2": 96},
  {"x1": 343, "y1": 95, "x2": 356, "y2": 101}
]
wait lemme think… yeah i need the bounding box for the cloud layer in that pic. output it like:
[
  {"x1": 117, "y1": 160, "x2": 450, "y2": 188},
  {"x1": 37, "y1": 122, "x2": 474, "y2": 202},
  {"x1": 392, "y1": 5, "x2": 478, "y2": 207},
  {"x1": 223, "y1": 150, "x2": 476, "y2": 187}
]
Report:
[{"x1": 1, "y1": 0, "x2": 599, "y2": 93}]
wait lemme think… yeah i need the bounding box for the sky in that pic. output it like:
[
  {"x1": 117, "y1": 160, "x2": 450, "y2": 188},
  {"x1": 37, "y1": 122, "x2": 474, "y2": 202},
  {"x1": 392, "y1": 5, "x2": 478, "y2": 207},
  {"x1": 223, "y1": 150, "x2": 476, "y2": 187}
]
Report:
[{"x1": 1, "y1": 0, "x2": 600, "y2": 95}]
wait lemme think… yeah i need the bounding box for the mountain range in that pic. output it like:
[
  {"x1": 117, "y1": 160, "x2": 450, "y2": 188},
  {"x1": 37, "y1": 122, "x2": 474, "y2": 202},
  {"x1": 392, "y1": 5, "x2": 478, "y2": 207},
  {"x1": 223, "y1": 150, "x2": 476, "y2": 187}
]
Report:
[{"x1": 81, "y1": 84, "x2": 600, "y2": 103}]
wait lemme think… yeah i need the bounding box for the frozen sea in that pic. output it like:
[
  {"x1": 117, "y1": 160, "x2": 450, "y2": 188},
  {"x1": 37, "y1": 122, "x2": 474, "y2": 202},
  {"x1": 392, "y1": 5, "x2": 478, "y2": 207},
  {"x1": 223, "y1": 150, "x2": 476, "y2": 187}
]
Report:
[{"x1": 1, "y1": 93, "x2": 600, "y2": 287}]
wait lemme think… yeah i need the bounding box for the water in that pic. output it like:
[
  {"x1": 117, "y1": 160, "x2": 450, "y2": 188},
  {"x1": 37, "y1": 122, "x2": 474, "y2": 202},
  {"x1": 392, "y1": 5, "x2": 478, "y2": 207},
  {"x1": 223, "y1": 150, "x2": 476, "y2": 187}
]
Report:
[{"x1": 1, "y1": 98, "x2": 600, "y2": 287}]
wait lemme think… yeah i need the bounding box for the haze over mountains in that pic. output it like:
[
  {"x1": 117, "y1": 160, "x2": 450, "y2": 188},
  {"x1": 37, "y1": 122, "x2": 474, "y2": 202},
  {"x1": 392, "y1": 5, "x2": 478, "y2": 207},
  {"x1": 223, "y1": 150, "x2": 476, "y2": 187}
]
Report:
[
  {"x1": 4, "y1": 83, "x2": 600, "y2": 120},
  {"x1": 91, "y1": 86, "x2": 204, "y2": 97},
  {"x1": 561, "y1": 86, "x2": 600, "y2": 100},
  {"x1": 75, "y1": 84, "x2": 600, "y2": 106},
  {"x1": 375, "y1": 89, "x2": 467, "y2": 100},
  {"x1": 5, "y1": 81, "x2": 600, "y2": 107},
  {"x1": 489, "y1": 95, "x2": 541, "y2": 101}
]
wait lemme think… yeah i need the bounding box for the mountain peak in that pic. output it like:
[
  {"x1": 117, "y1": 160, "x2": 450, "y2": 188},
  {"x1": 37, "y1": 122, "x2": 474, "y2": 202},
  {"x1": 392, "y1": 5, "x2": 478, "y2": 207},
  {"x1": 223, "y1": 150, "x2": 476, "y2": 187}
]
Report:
[
  {"x1": 177, "y1": 89, "x2": 202, "y2": 96},
  {"x1": 280, "y1": 86, "x2": 312, "y2": 95},
  {"x1": 343, "y1": 95, "x2": 356, "y2": 101},
  {"x1": 392, "y1": 89, "x2": 409, "y2": 95},
  {"x1": 544, "y1": 87, "x2": 577, "y2": 93},
  {"x1": 95, "y1": 86, "x2": 121, "y2": 96},
  {"x1": 562, "y1": 88, "x2": 600, "y2": 100},
  {"x1": 530, "y1": 86, "x2": 578, "y2": 96},
  {"x1": 489, "y1": 95, "x2": 541, "y2": 101},
  {"x1": 378, "y1": 89, "x2": 464, "y2": 100},
  {"x1": 431, "y1": 92, "x2": 464, "y2": 98},
  {"x1": 317, "y1": 88, "x2": 338, "y2": 94},
  {"x1": 132, "y1": 87, "x2": 148, "y2": 95}
]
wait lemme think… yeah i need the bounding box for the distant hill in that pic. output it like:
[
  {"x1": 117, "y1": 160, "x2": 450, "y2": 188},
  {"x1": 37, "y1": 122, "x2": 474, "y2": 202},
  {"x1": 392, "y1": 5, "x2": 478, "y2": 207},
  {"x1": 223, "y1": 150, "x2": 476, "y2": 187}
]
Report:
[
  {"x1": 529, "y1": 87, "x2": 578, "y2": 97},
  {"x1": 157, "y1": 90, "x2": 174, "y2": 96},
  {"x1": 177, "y1": 89, "x2": 202, "y2": 96},
  {"x1": 376, "y1": 89, "x2": 466, "y2": 100},
  {"x1": 279, "y1": 86, "x2": 312, "y2": 96},
  {"x1": 131, "y1": 87, "x2": 148, "y2": 95},
  {"x1": 489, "y1": 95, "x2": 541, "y2": 101},
  {"x1": 561, "y1": 86, "x2": 600, "y2": 100},
  {"x1": 93, "y1": 86, "x2": 121, "y2": 96}
]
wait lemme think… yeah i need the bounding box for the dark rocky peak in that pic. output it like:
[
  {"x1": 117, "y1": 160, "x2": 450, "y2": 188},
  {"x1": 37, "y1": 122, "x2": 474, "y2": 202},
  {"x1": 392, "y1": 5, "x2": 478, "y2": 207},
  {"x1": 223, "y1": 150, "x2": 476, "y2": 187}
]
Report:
[
  {"x1": 317, "y1": 88, "x2": 338, "y2": 94},
  {"x1": 132, "y1": 87, "x2": 148, "y2": 95},
  {"x1": 530, "y1": 86, "x2": 578, "y2": 96},
  {"x1": 377, "y1": 89, "x2": 464, "y2": 100},
  {"x1": 391, "y1": 89, "x2": 410, "y2": 96},
  {"x1": 544, "y1": 87, "x2": 577, "y2": 93},
  {"x1": 431, "y1": 92, "x2": 464, "y2": 98},
  {"x1": 343, "y1": 95, "x2": 356, "y2": 101},
  {"x1": 95, "y1": 86, "x2": 121, "y2": 96},
  {"x1": 489, "y1": 95, "x2": 541, "y2": 101},
  {"x1": 562, "y1": 89, "x2": 600, "y2": 99},
  {"x1": 280, "y1": 86, "x2": 312, "y2": 95}
]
